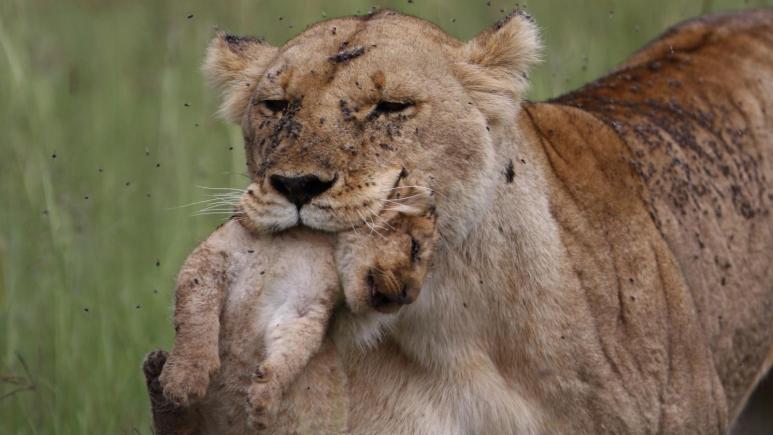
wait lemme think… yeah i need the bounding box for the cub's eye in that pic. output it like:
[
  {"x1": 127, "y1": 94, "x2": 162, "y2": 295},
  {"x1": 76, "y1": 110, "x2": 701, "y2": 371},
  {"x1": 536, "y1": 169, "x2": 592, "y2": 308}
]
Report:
[
  {"x1": 375, "y1": 100, "x2": 414, "y2": 114},
  {"x1": 262, "y1": 99, "x2": 289, "y2": 113},
  {"x1": 410, "y1": 237, "x2": 421, "y2": 263}
]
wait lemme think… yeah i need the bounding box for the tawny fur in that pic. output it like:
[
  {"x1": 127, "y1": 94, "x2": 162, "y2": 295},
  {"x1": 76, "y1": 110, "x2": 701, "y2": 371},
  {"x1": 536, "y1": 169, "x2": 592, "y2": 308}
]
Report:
[{"x1": 147, "y1": 8, "x2": 772, "y2": 434}]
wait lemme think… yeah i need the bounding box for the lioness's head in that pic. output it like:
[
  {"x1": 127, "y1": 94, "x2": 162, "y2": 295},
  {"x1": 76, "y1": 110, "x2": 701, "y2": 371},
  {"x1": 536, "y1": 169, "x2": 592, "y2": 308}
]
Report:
[{"x1": 206, "y1": 9, "x2": 540, "y2": 242}]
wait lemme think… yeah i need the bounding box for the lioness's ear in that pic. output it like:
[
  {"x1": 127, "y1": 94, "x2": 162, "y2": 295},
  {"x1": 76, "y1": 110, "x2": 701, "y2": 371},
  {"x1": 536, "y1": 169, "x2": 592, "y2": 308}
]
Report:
[
  {"x1": 202, "y1": 32, "x2": 278, "y2": 123},
  {"x1": 455, "y1": 11, "x2": 542, "y2": 123}
]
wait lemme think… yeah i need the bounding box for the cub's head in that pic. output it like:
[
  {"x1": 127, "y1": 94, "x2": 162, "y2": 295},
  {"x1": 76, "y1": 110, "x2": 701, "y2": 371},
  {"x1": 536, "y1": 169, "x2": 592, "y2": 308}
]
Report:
[
  {"x1": 335, "y1": 182, "x2": 438, "y2": 316},
  {"x1": 208, "y1": 9, "x2": 541, "y2": 242}
]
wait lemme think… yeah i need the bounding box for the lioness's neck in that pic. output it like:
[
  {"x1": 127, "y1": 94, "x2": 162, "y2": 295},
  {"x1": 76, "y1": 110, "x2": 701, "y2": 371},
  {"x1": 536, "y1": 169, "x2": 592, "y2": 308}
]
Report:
[{"x1": 385, "y1": 113, "x2": 570, "y2": 365}]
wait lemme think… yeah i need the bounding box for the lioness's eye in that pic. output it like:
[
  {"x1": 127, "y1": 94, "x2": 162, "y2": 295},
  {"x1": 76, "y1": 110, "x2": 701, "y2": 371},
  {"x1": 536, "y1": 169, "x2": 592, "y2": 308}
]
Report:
[
  {"x1": 262, "y1": 99, "x2": 289, "y2": 113},
  {"x1": 375, "y1": 100, "x2": 413, "y2": 114}
]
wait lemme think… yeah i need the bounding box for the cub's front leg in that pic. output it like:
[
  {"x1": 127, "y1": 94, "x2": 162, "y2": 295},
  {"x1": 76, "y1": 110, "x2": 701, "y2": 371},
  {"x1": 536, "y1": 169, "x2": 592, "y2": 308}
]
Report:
[
  {"x1": 247, "y1": 291, "x2": 337, "y2": 431},
  {"x1": 143, "y1": 349, "x2": 200, "y2": 435},
  {"x1": 160, "y1": 242, "x2": 228, "y2": 407}
]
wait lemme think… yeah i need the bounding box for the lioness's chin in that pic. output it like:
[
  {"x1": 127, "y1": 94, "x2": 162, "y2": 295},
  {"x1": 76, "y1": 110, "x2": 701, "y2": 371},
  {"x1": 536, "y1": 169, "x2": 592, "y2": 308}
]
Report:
[
  {"x1": 240, "y1": 201, "x2": 298, "y2": 234},
  {"x1": 299, "y1": 206, "x2": 368, "y2": 233},
  {"x1": 241, "y1": 204, "x2": 381, "y2": 234}
]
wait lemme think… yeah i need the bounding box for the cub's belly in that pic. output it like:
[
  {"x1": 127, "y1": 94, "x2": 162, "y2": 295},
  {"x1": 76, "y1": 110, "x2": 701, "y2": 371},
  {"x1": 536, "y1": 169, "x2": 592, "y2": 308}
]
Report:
[
  {"x1": 196, "y1": 280, "x2": 348, "y2": 435},
  {"x1": 197, "y1": 247, "x2": 268, "y2": 434},
  {"x1": 191, "y1": 227, "x2": 345, "y2": 434}
]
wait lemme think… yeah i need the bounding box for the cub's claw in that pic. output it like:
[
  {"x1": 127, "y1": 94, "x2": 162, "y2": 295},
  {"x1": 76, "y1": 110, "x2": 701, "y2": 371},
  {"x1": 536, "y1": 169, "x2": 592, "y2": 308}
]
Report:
[
  {"x1": 252, "y1": 362, "x2": 272, "y2": 383},
  {"x1": 143, "y1": 349, "x2": 169, "y2": 404},
  {"x1": 159, "y1": 354, "x2": 218, "y2": 407},
  {"x1": 143, "y1": 350, "x2": 169, "y2": 387},
  {"x1": 246, "y1": 379, "x2": 282, "y2": 432}
]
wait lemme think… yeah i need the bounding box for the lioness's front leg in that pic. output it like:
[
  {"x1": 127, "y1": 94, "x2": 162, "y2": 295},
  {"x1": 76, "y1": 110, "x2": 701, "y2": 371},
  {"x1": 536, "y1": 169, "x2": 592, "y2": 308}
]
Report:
[{"x1": 160, "y1": 243, "x2": 228, "y2": 407}]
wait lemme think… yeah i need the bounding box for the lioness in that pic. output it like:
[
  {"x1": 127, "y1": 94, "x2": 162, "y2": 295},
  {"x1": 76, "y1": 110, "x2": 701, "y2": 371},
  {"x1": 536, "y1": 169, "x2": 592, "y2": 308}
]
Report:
[{"x1": 147, "y1": 8, "x2": 772, "y2": 434}]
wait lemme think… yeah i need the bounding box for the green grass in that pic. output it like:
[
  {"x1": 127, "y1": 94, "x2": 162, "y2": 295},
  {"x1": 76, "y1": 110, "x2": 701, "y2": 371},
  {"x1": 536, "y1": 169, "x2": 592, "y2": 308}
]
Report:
[{"x1": 0, "y1": 0, "x2": 769, "y2": 433}]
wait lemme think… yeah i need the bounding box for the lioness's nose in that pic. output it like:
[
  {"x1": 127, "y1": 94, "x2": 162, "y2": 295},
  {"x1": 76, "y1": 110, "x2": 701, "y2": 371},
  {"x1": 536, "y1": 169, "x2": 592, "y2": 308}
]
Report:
[{"x1": 269, "y1": 174, "x2": 335, "y2": 207}]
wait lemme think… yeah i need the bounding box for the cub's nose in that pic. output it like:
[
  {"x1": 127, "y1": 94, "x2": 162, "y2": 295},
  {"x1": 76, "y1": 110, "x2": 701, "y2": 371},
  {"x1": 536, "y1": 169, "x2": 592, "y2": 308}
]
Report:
[{"x1": 269, "y1": 174, "x2": 335, "y2": 207}]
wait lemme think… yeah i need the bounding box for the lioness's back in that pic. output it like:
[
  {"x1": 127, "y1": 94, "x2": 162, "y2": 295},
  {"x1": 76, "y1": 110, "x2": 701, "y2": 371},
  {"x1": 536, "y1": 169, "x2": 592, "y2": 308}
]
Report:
[{"x1": 547, "y1": 9, "x2": 773, "y2": 416}]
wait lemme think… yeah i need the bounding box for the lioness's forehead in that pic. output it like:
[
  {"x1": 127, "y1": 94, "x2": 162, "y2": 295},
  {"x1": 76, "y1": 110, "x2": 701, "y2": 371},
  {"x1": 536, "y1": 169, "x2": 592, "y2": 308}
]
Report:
[
  {"x1": 290, "y1": 11, "x2": 459, "y2": 50},
  {"x1": 276, "y1": 11, "x2": 461, "y2": 74}
]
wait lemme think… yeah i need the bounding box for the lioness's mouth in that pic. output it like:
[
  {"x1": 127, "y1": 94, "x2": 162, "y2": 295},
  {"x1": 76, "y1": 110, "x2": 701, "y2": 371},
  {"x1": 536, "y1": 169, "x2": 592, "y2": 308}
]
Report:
[
  {"x1": 238, "y1": 167, "x2": 414, "y2": 234},
  {"x1": 301, "y1": 167, "x2": 408, "y2": 233}
]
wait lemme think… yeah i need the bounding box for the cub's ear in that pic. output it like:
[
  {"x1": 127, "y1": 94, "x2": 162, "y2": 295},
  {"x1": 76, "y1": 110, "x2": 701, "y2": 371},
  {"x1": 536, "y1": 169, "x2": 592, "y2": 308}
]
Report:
[
  {"x1": 455, "y1": 11, "x2": 542, "y2": 124},
  {"x1": 202, "y1": 32, "x2": 278, "y2": 123}
]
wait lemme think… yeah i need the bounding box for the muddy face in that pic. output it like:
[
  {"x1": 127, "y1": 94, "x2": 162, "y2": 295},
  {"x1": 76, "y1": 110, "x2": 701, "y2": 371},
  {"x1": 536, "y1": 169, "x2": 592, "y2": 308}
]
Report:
[
  {"x1": 239, "y1": 17, "x2": 487, "y2": 234},
  {"x1": 204, "y1": 9, "x2": 538, "y2": 239}
]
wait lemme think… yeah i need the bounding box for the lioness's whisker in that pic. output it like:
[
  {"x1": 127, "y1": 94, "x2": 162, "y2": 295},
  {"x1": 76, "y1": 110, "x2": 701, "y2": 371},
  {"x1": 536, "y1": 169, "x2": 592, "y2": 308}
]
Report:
[
  {"x1": 190, "y1": 215, "x2": 237, "y2": 219},
  {"x1": 192, "y1": 206, "x2": 239, "y2": 214},
  {"x1": 191, "y1": 208, "x2": 238, "y2": 213},
  {"x1": 357, "y1": 210, "x2": 387, "y2": 240},
  {"x1": 382, "y1": 206, "x2": 421, "y2": 215},
  {"x1": 367, "y1": 213, "x2": 385, "y2": 236},
  {"x1": 196, "y1": 200, "x2": 241, "y2": 210},
  {"x1": 166, "y1": 195, "x2": 241, "y2": 210},
  {"x1": 169, "y1": 203, "x2": 236, "y2": 212},
  {"x1": 196, "y1": 207, "x2": 238, "y2": 215},
  {"x1": 385, "y1": 193, "x2": 425, "y2": 200},
  {"x1": 209, "y1": 193, "x2": 243, "y2": 199},
  {"x1": 371, "y1": 224, "x2": 391, "y2": 234},
  {"x1": 372, "y1": 213, "x2": 395, "y2": 230},
  {"x1": 378, "y1": 186, "x2": 435, "y2": 195},
  {"x1": 379, "y1": 185, "x2": 447, "y2": 199},
  {"x1": 382, "y1": 194, "x2": 425, "y2": 205},
  {"x1": 367, "y1": 206, "x2": 395, "y2": 231},
  {"x1": 190, "y1": 212, "x2": 238, "y2": 217},
  {"x1": 166, "y1": 200, "x2": 222, "y2": 210},
  {"x1": 202, "y1": 195, "x2": 242, "y2": 202},
  {"x1": 356, "y1": 210, "x2": 374, "y2": 232},
  {"x1": 377, "y1": 185, "x2": 432, "y2": 191},
  {"x1": 202, "y1": 197, "x2": 239, "y2": 203},
  {"x1": 196, "y1": 185, "x2": 246, "y2": 192}
]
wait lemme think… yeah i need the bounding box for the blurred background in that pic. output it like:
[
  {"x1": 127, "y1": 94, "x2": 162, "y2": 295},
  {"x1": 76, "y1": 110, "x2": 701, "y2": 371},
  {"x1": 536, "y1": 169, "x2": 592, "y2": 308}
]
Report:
[{"x1": 1, "y1": 0, "x2": 770, "y2": 433}]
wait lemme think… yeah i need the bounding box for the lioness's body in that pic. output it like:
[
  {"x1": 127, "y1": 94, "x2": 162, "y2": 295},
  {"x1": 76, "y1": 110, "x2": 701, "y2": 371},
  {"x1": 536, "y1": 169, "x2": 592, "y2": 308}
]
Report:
[
  {"x1": 330, "y1": 11, "x2": 772, "y2": 434},
  {"x1": 546, "y1": 11, "x2": 773, "y2": 424},
  {"x1": 147, "y1": 9, "x2": 773, "y2": 434}
]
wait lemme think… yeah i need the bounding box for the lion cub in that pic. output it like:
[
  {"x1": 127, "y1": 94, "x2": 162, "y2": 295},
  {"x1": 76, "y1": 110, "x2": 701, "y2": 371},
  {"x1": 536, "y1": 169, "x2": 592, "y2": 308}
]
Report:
[{"x1": 150, "y1": 190, "x2": 437, "y2": 434}]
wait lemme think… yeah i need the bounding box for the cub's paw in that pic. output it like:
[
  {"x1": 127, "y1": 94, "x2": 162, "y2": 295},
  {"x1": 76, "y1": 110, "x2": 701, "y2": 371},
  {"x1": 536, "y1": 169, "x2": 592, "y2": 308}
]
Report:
[
  {"x1": 142, "y1": 349, "x2": 168, "y2": 389},
  {"x1": 159, "y1": 354, "x2": 218, "y2": 407},
  {"x1": 142, "y1": 349, "x2": 170, "y2": 405},
  {"x1": 246, "y1": 365, "x2": 283, "y2": 432}
]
